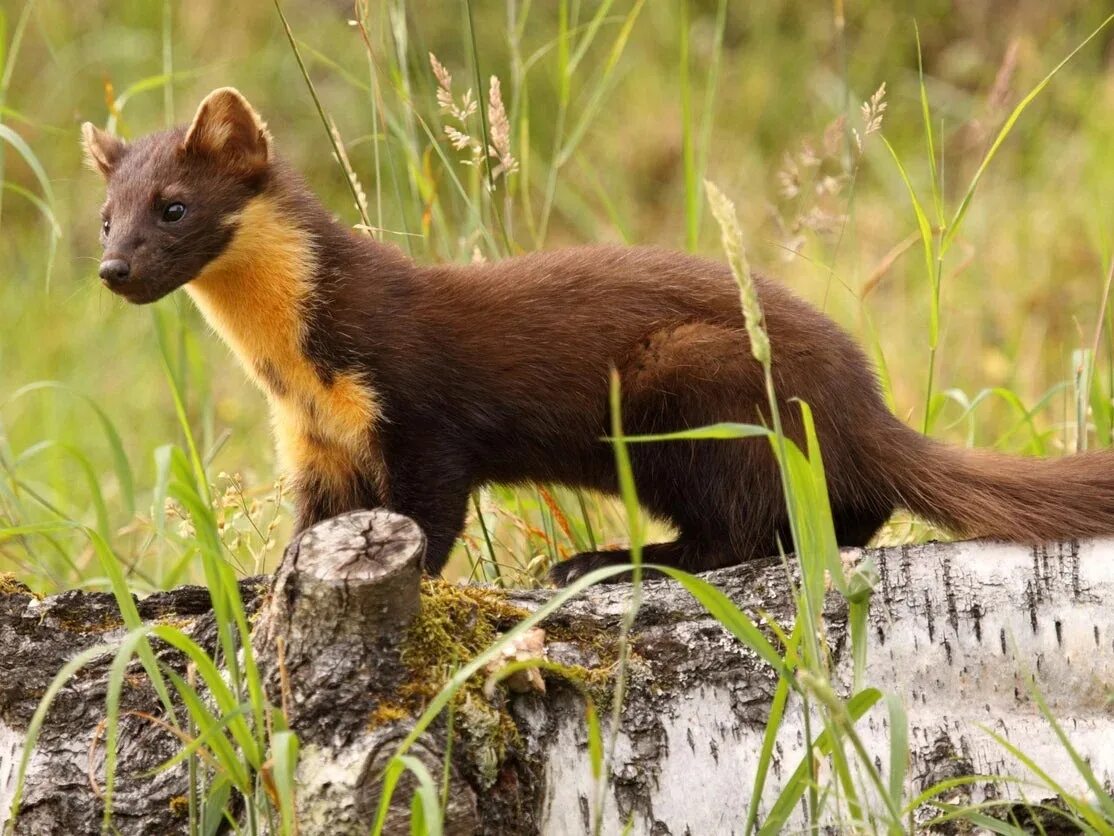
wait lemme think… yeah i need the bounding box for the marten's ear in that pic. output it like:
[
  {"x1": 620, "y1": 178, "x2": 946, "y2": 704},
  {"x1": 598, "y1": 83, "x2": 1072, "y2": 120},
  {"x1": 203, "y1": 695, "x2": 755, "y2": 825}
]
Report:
[
  {"x1": 81, "y1": 122, "x2": 126, "y2": 178},
  {"x1": 182, "y1": 87, "x2": 270, "y2": 171}
]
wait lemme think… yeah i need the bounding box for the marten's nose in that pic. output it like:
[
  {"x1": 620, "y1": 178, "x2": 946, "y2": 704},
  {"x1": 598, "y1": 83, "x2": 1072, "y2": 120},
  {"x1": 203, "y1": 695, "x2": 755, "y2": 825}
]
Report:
[{"x1": 98, "y1": 258, "x2": 131, "y2": 285}]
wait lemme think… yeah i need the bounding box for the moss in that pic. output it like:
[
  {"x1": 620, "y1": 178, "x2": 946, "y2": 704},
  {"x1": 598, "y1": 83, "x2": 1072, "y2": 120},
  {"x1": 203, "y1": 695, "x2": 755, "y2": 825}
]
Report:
[
  {"x1": 368, "y1": 701, "x2": 410, "y2": 729},
  {"x1": 394, "y1": 580, "x2": 530, "y2": 788},
  {"x1": 168, "y1": 795, "x2": 189, "y2": 817},
  {"x1": 542, "y1": 619, "x2": 631, "y2": 706},
  {"x1": 52, "y1": 613, "x2": 125, "y2": 634},
  {"x1": 391, "y1": 579, "x2": 632, "y2": 787},
  {"x1": 0, "y1": 573, "x2": 38, "y2": 598},
  {"x1": 550, "y1": 661, "x2": 620, "y2": 708},
  {"x1": 155, "y1": 615, "x2": 195, "y2": 631},
  {"x1": 400, "y1": 579, "x2": 529, "y2": 693}
]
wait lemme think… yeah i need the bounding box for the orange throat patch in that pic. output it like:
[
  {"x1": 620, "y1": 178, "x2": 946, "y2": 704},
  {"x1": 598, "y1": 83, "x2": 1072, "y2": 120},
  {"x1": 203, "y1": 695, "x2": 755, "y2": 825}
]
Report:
[{"x1": 184, "y1": 195, "x2": 383, "y2": 497}]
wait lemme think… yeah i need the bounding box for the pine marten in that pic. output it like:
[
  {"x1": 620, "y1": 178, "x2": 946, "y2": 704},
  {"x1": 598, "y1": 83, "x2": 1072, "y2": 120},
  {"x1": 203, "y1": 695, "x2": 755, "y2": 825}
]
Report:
[{"x1": 82, "y1": 87, "x2": 1114, "y2": 584}]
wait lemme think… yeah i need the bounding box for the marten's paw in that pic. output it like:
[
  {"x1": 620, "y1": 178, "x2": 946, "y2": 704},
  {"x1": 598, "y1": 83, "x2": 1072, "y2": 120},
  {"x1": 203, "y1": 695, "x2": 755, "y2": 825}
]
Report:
[{"x1": 548, "y1": 550, "x2": 638, "y2": 587}]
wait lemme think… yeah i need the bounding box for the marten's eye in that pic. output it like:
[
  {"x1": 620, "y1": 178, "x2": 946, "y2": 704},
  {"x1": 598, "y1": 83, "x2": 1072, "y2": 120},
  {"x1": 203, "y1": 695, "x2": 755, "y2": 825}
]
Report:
[
  {"x1": 101, "y1": 218, "x2": 110, "y2": 236},
  {"x1": 162, "y1": 202, "x2": 187, "y2": 223}
]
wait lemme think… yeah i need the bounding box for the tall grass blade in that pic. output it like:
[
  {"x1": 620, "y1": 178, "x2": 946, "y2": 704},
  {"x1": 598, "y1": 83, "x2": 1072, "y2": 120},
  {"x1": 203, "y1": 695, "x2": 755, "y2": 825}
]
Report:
[
  {"x1": 5, "y1": 381, "x2": 135, "y2": 518},
  {"x1": 931, "y1": 807, "x2": 1031, "y2": 835},
  {"x1": 693, "y1": 0, "x2": 728, "y2": 238},
  {"x1": 272, "y1": 0, "x2": 373, "y2": 231},
  {"x1": 399, "y1": 754, "x2": 444, "y2": 836},
  {"x1": 979, "y1": 725, "x2": 1109, "y2": 832},
  {"x1": 271, "y1": 730, "x2": 300, "y2": 835},
  {"x1": 942, "y1": 13, "x2": 1114, "y2": 254},
  {"x1": 15, "y1": 440, "x2": 111, "y2": 541},
  {"x1": 588, "y1": 369, "x2": 648, "y2": 836},
  {"x1": 462, "y1": 0, "x2": 512, "y2": 254},
  {"x1": 556, "y1": 0, "x2": 646, "y2": 167},
  {"x1": 679, "y1": 0, "x2": 697, "y2": 250},
  {"x1": 0, "y1": 123, "x2": 58, "y2": 285},
  {"x1": 161, "y1": 0, "x2": 174, "y2": 126},
  {"x1": 880, "y1": 136, "x2": 936, "y2": 342},
  {"x1": 757, "y1": 688, "x2": 883, "y2": 835},
  {"x1": 102, "y1": 624, "x2": 165, "y2": 829},
  {"x1": 0, "y1": 0, "x2": 35, "y2": 228},
  {"x1": 885, "y1": 692, "x2": 909, "y2": 832},
  {"x1": 654, "y1": 566, "x2": 786, "y2": 674},
  {"x1": 608, "y1": 369, "x2": 643, "y2": 570},
  {"x1": 914, "y1": 23, "x2": 943, "y2": 226},
  {"x1": 201, "y1": 774, "x2": 233, "y2": 836},
  {"x1": 1024, "y1": 674, "x2": 1114, "y2": 822},
  {"x1": 585, "y1": 700, "x2": 604, "y2": 779},
  {"x1": 743, "y1": 625, "x2": 798, "y2": 835},
  {"x1": 902, "y1": 774, "x2": 1025, "y2": 817},
  {"x1": 104, "y1": 71, "x2": 204, "y2": 134}
]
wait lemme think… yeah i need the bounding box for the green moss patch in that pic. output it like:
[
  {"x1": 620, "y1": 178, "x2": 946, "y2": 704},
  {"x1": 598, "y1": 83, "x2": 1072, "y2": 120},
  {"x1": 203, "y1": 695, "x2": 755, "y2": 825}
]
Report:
[
  {"x1": 369, "y1": 579, "x2": 626, "y2": 788},
  {"x1": 0, "y1": 573, "x2": 38, "y2": 598},
  {"x1": 380, "y1": 580, "x2": 528, "y2": 787}
]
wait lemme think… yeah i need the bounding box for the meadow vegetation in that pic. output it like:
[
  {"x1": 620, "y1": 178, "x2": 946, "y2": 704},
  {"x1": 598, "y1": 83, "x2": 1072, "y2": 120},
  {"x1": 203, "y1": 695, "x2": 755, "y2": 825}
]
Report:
[
  {"x1": 2, "y1": 0, "x2": 1114, "y2": 591},
  {"x1": 2, "y1": 1, "x2": 1114, "y2": 832}
]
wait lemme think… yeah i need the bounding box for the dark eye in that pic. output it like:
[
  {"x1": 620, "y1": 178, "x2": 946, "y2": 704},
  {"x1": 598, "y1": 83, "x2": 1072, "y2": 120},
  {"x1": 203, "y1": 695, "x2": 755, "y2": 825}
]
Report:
[
  {"x1": 162, "y1": 202, "x2": 187, "y2": 223},
  {"x1": 101, "y1": 218, "x2": 110, "y2": 236}
]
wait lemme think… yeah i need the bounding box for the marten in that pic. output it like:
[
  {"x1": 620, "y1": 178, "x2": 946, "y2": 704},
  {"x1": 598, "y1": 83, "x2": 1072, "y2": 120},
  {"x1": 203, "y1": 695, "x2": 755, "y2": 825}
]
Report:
[{"x1": 82, "y1": 87, "x2": 1114, "y2": 585}]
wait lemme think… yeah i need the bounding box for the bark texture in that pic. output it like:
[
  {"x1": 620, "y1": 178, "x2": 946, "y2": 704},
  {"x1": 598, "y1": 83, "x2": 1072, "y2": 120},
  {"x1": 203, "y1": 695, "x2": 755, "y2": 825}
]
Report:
[{"x1": 1, "y1": 513, "x2": 1112, "y2": 834}]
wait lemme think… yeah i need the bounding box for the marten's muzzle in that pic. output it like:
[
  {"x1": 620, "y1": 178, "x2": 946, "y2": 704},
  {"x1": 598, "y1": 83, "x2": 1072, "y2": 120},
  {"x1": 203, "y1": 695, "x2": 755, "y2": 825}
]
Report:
[{"x1": 98, "y1": 258, "x2": 131, "y2": 287}]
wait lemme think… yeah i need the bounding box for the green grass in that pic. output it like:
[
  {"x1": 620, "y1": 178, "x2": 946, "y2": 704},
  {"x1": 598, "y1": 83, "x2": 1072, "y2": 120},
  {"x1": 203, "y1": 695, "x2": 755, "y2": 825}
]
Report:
[
  {"x1": 2, "y1": 1, "x2": 1114, "y2": 833},
  {"x1": 4, "y1": 1, "x2": 1114, "y2": 592}
]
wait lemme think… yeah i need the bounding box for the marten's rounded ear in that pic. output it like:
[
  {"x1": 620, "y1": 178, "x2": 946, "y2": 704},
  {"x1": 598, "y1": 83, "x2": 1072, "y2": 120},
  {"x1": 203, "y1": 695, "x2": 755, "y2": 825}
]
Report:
[
  {"x1": 81, "y1": 122, "x2": 126, "y2": 178},
  {"x1": 182, "y1": 87, "x2": 271, "y2": 172}
]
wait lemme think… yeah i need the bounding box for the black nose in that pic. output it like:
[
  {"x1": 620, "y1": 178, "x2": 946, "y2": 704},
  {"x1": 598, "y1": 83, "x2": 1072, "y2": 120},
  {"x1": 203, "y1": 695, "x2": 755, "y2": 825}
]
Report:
[{"x1": 99, "y1": 258, "x2": 131, "y2": 285}]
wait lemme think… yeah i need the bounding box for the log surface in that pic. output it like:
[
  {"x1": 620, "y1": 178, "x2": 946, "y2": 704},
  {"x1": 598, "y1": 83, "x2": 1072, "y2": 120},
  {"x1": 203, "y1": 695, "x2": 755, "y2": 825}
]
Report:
[{"x1": 2, "y1": 519, "x2": 1112, "y2": 834}]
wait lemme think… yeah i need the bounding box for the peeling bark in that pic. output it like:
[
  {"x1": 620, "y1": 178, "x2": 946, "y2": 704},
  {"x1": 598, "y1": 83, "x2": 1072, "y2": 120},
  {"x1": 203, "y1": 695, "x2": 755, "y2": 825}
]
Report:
[
  {"x1": 2, "y1": 514, "x2": 1112, "y2": 835},
  {"x1": 0, "y1": 576, "x2": 267, "y2": 835}
]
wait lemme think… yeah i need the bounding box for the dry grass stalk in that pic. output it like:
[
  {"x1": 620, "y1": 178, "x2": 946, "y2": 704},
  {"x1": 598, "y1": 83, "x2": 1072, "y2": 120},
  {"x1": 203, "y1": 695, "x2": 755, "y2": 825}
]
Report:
[
  {"x1": 429, "y1": 52, "x2": 517, "y2": 188},
  {"x1": 774, "y1": 82, "x2": 887, "y2": 261}
]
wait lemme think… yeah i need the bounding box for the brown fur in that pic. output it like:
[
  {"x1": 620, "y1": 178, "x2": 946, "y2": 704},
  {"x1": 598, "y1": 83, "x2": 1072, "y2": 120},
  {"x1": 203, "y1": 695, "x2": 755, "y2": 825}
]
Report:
[{"x1": 83, "y1": 88, "x2": 1114, "y2": 584}]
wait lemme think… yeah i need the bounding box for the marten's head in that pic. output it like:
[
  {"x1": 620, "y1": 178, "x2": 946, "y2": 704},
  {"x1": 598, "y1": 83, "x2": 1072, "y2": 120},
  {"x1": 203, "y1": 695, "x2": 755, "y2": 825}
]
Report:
[{"x1": 82, "y1": 87, "x2": 272, "y2": 304}]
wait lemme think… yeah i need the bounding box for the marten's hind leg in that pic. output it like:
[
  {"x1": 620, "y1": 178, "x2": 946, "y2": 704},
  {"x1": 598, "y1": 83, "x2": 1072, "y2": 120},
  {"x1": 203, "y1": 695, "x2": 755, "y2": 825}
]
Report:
[
  {"x1": 548, "y1": 539, "x2": 713, "y2": 586},
  {"x1": 548, "y1": 462, "x2": 786, "y2": 587},
  {"x1": 548, "y1": 323, "x2": 794, "y2": 586}
]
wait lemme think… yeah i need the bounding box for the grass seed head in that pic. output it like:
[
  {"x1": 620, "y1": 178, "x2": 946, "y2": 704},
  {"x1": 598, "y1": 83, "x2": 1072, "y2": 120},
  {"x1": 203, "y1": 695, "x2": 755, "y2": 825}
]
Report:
[{"x1": 705, "y1": 180, "x2": 770, "y2": 367}]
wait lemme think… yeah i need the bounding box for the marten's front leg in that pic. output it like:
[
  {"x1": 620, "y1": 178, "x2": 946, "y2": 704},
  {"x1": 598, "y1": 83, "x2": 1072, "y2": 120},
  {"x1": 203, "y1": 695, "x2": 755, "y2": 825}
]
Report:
[
  {"x1": 292, "y1": 438, "x2": 470, "y2": 574},
  {"x1": 381, "y1": 448, "x2": 472, "y2": 575},
  {"x1": 387, "y1": 486, "x2": 470, "y2": 575},
  {"x1": 291, "y1": 465, "x2": 383, "y2": 534}
]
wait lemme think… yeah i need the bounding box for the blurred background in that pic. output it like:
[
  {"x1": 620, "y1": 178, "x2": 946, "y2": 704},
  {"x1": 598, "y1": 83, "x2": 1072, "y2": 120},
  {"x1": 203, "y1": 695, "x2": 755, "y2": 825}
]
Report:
[{"x1": 1, "y1": 1, "x2": 1112, "y2": 592}]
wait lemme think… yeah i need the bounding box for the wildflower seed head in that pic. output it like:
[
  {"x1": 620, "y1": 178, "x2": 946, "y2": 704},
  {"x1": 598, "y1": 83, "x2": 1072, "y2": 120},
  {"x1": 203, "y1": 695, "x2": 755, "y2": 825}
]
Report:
[
  {"x1": 861, "y1": 82, "x2": 887, "y2": 137},
  {"x1": 486, "y1": 75, "x2": 518, "y2": 181},
  {"x1": 822, "y1": 116, "x2": 845, "y2": 158},
  {"x1": 444, "y1": 125, "x2": 473, "y2": 151},
  {"x1": 430, "y1": 52, "x2": 477, "y2": 122}
]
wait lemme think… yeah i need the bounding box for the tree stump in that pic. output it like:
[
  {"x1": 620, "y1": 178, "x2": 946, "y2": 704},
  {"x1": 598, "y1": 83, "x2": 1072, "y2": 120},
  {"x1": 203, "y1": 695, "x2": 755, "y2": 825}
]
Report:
[
  {"x1": 255, "y1": 509, "x2": 480, "y2": 834},
  {"x1": 256, "y1": 508, "x2": 426, "y2": 743}
]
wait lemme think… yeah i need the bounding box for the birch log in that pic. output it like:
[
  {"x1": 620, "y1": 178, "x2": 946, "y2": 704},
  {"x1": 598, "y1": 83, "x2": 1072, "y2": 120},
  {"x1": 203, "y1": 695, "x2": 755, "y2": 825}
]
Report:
[{"x1": 1, "y1": 512, "x2": 1112, "y2": 834}]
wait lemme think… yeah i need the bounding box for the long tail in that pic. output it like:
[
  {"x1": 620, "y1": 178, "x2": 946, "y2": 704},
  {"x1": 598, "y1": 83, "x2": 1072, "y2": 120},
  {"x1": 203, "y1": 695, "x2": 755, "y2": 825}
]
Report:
[{"x1": 874, "y1": 417, "x2": 1114, "y2": 542}]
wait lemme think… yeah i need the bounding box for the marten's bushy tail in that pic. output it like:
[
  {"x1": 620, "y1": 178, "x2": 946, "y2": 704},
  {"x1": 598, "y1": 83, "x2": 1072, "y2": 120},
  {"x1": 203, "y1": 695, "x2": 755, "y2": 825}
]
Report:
[{"x1": 877, "y1": 418, "x2": 1114, "y2": 542}]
